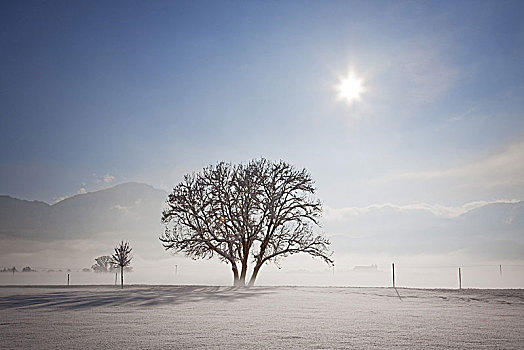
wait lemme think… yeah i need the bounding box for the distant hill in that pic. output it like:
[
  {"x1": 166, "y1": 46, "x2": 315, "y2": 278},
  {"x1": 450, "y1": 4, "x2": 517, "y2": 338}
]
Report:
[
  {"x1": 0, "y1": 182, "x2": 167, "y2": 240},
  {"x1": 327, "y1": 201, "x2": 524, "y2": 259},
  {"x1": 458, "y1": 201, "x2": 524, "y2": 237},
  {"x1": 1, "y1": 185, "x2": 523, "y2": 260}
]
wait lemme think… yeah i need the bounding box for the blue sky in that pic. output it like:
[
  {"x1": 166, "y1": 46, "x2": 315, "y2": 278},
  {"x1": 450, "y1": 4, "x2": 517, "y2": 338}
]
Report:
[{"x1": 1, "y1": 0, "x2": 523, "y2": 207}]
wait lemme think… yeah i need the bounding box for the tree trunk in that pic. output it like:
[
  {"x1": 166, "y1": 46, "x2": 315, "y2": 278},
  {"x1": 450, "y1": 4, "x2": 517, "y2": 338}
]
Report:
[
  {"x1": 239, "y1": 259, "x2": 248, "y2": 286},
  {"x1": 248, "y1": 263, "x2": 262, "y2": 287},
  {"x1": 239, "y1": 260, "x2": 248, "y2": 286},
  {"x1": 238, "y1": 274, "x2": 246, "y2": 286},
  {"x1": 120, "y1": 266, "x2": 124, "y2": 289},
  {"x1": 232, "y1": 265, "x2": 243, "y2": 287},
  {"x1": 239, "y1": 244, "x2": 249, "y2": 286}
]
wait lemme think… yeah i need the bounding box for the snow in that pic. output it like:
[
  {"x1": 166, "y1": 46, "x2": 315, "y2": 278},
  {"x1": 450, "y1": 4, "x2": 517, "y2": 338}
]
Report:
[{"x1": 1, "y1": 286, "x2": 523, "y2": 349}]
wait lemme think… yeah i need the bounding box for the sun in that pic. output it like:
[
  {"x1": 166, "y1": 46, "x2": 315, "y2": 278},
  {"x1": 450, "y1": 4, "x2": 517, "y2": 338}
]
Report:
[{"x1": 337, "y1": 73, "x2": 364, "y2": 104}]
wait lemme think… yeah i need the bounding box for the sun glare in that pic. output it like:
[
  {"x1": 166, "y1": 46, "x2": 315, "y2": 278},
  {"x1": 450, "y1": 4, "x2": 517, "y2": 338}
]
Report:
[{"x1": 337, "y1": 73, "x2": 364, "y2": 104}]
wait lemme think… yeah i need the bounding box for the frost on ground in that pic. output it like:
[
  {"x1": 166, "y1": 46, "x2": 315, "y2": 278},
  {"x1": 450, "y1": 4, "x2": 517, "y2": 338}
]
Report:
[{"x1": 0, "y1": 286, "x2": 523, "y2": 349}]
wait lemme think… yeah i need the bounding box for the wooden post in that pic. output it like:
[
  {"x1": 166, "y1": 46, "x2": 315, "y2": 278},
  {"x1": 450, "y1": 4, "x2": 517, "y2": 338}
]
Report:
[
  {"x1": 458, "y1": 267, "x2": 462, "y2": 290},
  {"x1": 499, "y1": 264, "x2": 502, "y2": 276},
  {"x1": 392, "y1": 263, "x2": 395, "y2": 288},
  {"x1": 67, "y1": 273, "x2": 70, "y2": 286}
]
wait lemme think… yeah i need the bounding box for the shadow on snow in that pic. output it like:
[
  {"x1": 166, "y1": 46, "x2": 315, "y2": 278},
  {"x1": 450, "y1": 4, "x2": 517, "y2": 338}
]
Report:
[{"x1": 0, "y1": 285, "x2": 275, "y2": 310}]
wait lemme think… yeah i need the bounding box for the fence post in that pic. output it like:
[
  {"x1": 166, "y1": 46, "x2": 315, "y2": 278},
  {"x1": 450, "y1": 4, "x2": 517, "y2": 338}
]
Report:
[
  {"x1": 67, "y1": 273, "x2": 70, "y2": 286},
  {"x1": 458, "y1": 267, "x2": 462, "y2": 290},
  {"x1": 392, "y1": 263, "x2": 396, "y2": 288}
]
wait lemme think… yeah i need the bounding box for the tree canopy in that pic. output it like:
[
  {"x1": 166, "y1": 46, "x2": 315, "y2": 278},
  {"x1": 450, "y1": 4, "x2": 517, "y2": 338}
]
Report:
[
  {"x1": 91, "y1": 255, "x2": 114, "y2": 273},
  {"x1": 160, "y1": 159, "x2": 333, "y2": 286}
]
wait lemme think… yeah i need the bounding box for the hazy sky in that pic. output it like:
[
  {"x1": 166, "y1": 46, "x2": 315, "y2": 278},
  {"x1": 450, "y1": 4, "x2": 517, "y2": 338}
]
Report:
[{"x1": 2, "y1": 1, "x2": 523, "y2": 207}]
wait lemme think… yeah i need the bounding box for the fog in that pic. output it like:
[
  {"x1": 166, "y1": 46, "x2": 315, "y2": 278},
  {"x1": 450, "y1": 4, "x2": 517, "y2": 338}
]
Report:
[
  {"x1": 1, "y1": 184, "x2": 523, "y2": 288},
  {"x1": 2, "y1": 250, "x2": 523, "y2": 289}
]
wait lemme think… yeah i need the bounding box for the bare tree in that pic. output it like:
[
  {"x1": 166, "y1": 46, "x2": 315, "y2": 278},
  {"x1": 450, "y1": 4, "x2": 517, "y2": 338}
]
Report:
[
  {"x1": 161, "y1": 159, "x2": 333, "y2": 286},
  {"x1": 91, "y1": 255, "x2": 113, "y2": 273},
  {"x1": 110, "y1": 241, "x2": 132, "y2": 289}
]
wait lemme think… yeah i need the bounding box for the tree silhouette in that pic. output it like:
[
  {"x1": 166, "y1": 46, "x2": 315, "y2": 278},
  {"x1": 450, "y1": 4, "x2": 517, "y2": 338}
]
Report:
[
  {"x1": 161, "y1": 159, "x2": 333, "y2": 286},
  {"x1": 91, "y1": 255, "x2": 113, "y2": 273},
  {"x1": 110, "y1": 241, "x2": 132, "y2": 289}
]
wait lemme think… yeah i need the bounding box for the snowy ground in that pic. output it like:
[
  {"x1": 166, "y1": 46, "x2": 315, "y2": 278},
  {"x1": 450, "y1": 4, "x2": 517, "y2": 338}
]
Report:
[{"x1": 1, "y1": 286, "x2": 523, "y2": 349}]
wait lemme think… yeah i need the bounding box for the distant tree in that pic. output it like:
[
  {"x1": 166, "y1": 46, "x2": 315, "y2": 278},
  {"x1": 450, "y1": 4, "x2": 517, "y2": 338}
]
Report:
[
  {"x1": 110, "y1": 241, "x2": 132, "y2": 289},
  {"x1": 22, "y1": 266, "x2": 33, "y2": 272},
  {"x1": 91, "y1": 255, "x2": 114, "y2": 273},
  {"x1": 161, "y1": 159, "x2": 333, "y2": 286}
]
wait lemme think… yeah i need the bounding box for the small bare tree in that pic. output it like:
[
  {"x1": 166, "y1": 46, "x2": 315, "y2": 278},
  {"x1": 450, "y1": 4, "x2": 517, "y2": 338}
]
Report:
[
  {"x1": 161, "y1": 159, "x2": 333, "y2": 286},
  {"x1": 110, "y1": 241, "x2": 132, "y2": 289}
]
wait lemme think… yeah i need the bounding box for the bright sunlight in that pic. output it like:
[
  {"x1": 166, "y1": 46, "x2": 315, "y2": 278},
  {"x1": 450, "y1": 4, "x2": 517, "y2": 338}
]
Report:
[{"x1": 337, "y1": 73, "x2": 364, "y2": 104}]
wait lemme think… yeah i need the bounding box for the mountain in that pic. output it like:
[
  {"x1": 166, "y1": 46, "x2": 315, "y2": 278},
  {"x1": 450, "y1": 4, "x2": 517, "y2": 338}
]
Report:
[
  {"x1": 327, "y1": 201, "x2": 524, "y2": 259},
  {"x1": 1, "y1": 185, "x2": 523, "y2": 260},
  {"x1": 0, "y1": 196, "x2": 51, "y2": 236},
  {"x1": 0, "y1": 182, "x2": 167, "y2": 240},
  {"x1": 457, "y1": 201, "x2": 524, "y2": 239}
]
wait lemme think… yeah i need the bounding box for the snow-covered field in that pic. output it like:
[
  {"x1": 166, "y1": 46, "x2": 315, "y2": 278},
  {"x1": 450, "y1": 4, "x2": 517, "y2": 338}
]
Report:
[{"x1": 1, "y1": 286, "x2": 523, "y2": 349}]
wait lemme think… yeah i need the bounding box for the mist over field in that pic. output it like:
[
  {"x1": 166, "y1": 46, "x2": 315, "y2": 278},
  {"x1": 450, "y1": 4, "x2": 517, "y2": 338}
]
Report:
[{"x1": 1, "y1": 182, "x2": 523, "y2": 288}]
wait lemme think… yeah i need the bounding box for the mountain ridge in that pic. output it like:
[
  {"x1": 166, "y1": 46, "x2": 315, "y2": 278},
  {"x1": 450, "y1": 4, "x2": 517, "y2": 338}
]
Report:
[
  {"x1": 0, "y1": 182, "x2": 167, "y2": 240},
  {"x1": 1, "y1": 184, "x2": 523, "y2": 260}
]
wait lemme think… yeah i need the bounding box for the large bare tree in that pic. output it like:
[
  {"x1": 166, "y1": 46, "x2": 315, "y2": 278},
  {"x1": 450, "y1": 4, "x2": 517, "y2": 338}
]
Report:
[
  {"x1": 110, "y1": 241, "x2": 132, "y2": 289},
  {"x1": 160, "y1": 159, "x2": 333, "y2": 286}
]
